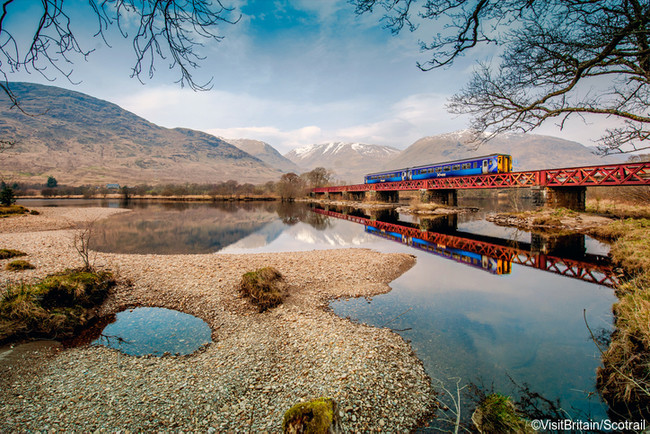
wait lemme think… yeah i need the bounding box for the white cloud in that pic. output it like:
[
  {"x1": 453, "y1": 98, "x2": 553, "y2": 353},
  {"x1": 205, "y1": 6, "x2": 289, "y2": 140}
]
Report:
[{"x1": 206, "y1": 125, "x2": 325, "y2": 154}]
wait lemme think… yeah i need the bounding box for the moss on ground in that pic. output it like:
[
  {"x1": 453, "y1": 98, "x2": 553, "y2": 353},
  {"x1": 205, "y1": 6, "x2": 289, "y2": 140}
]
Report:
[
  {"x1": 0, "y1": 205, "x2": 29, "y2": 217},
  {"x1": 0, "y1": 269, "x2": 115, "y2": 343},
  {"x1": 0, "y1": 248, "x2": 27, "y2": 259},
  {"x1": 283, "y1": 397, "x2": 338, "y2": 433},
  {"x1": 239, "y1": 266, "x2": 286, "y2": 312},
  {"x1": 6, "y1": 259, "x2": 35, "y2": 271},
  {"x1": 471, "y1": 394, "x2": 533, "y2": 434}
]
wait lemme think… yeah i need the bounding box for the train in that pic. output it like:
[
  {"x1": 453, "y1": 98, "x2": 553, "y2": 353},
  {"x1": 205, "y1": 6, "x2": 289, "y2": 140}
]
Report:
[
  {"x1": 364, "y1": 226, "x2": 511, "y2": 275},
  {"x1": 364, "y1": 153, "x2": 513, "y2": 184}
]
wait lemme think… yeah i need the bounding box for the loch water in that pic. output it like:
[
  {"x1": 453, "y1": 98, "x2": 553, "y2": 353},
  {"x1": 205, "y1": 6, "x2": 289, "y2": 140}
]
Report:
[{"x1": 19, "y1": 198, "x2": 616, "y2": 427}]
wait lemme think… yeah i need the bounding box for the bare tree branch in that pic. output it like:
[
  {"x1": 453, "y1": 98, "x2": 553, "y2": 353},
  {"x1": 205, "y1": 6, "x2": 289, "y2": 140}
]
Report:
[
  {"x1": 0, "y1": 0, "x2": 239, "y2": 110},
  {"x1": 353, "y1": 0, "x2": 650, "y2": 153}
]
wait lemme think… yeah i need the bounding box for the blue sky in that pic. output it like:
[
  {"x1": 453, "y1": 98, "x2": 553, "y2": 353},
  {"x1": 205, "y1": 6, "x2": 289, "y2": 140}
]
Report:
[{"x1": 4, "y1": 0, "x2": 618, "y2": 154}]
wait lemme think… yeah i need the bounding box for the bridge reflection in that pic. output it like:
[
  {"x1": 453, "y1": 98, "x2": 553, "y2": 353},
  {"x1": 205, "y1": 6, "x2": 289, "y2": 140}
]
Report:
[{"x1": 312, "y1": 207, "x2": 618, "y2": 288}]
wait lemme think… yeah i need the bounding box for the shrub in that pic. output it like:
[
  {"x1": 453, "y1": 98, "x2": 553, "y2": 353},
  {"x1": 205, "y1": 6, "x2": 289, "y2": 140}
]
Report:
[
  {"x1": 0, "y1": 249, "x2": 26, "y2": 259},
  {"x1": 239, "y1": 266, "x2": 286, "y2": 312},
  {"x1": 0, "y1": 205, "x2": 28, "y2": 216},
  {"x1": 0, "y1": 269, "x2": 115, "y2": 343},
  {"x1": 283, "y1": 398, "x2": 340, "y2": 433},
  {"x1": 6, "y1": 260, "x2": 35, "y2": 271}
]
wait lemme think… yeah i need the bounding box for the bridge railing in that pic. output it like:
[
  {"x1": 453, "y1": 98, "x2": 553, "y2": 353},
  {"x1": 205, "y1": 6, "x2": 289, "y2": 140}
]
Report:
[{"x1": 312, "y1": 161, "x2": 650, "y2": 193}]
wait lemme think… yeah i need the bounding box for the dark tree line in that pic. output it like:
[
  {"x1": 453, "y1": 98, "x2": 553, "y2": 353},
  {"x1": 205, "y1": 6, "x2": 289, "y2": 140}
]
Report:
[{"x1": 353, "y1": 0, "x2": 650, "y2": 154}]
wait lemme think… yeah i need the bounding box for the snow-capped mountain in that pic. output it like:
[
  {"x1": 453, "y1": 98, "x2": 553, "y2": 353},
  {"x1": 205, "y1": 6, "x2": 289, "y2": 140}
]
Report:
[
  {"x1": 384, "y1": 130, "x2": 623, "y2": 171},
  {"x1": 284, "y1": 142, "x2": 400, "y2": 183}
]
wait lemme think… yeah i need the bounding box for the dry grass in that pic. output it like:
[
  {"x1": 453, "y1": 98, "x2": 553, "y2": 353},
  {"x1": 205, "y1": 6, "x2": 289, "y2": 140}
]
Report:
[
  {"x1": 591, "y1": 217, "x2": 650, "y2": 419},
  {"x1": 587, "y1": 198, "x2": 650, "y2": 219},
  {"x1": 0, "y1": 205, "x2": 29, "y2": 217},
  {"x1": 6, "y1": 260, "x2": 35, "y2": 271},
  {"x1": 0, "y1": 269, "x2": 115, "y2": 343},
  {"x1": 597, "y1": 274, "x2": 650, "y2": 419},
  {"x1": 0, "y1": 248, "x2": 26, "y2": 260},
  {"x1": 590, "y1": 219, "x2": 650, "y2": 272},
  {"x1": 239, "y1": 267, "x2": 287, "y2": 312}
]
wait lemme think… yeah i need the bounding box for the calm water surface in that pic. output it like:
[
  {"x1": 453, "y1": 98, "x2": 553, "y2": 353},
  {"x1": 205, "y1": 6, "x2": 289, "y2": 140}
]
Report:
[
  {"x1": 91, "y1": 307, "x2": 212, "y2": 356},
  {"x1": 20, "y1": 198, "x2": 616, "y2": 427}
]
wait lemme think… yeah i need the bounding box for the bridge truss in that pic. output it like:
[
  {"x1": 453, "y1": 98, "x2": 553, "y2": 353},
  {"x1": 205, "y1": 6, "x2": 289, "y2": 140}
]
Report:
[
  {"x1": 313, "y1": 161, "x2": 650, "y2": 193},
  {"x1": 313, "y1": 208, "x2": 619, "y2": 288}
]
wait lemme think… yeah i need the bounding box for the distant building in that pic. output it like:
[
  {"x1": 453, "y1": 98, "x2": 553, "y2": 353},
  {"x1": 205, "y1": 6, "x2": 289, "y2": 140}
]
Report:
[{"x1": 106, "y1": 183, "x2": 120, "y2": 189}]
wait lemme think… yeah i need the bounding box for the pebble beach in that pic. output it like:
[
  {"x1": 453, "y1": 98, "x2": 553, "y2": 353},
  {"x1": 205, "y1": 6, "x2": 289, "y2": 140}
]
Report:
[{"x1": 0, "y1": 207, "x2": 436, "y2": 432}]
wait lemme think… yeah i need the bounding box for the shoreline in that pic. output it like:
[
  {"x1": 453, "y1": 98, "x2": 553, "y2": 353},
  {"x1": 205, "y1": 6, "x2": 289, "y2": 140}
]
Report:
[{"x1": 0, "y1": 207, "x2": 436, "y2": 432}]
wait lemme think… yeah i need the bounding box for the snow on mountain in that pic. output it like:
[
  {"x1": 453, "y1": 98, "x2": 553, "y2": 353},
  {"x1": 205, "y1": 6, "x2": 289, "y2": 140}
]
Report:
[{"x1": 284, "y1": 142, "x2": 400, "y2": 183}]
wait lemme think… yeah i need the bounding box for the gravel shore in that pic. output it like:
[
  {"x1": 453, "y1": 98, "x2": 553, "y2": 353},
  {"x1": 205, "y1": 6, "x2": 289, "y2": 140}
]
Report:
[{"x1": 0, "y1": 207, "x2": 436, "y2": 432}]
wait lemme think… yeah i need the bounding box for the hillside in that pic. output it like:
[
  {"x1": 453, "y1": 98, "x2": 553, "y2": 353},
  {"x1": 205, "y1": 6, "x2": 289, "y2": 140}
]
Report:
[
  {"x1": 284, "y1": 142, "x2": 400, "y2": 183},
  {"x1": 0, "y1": 82, "x2": 282, "y2": 185},
  {"x1": 385, "y1": 130, "x2": 622, "y2": 171},
  {"x1": 225, "y1": 138, "x2": 300, "y2": 173}
]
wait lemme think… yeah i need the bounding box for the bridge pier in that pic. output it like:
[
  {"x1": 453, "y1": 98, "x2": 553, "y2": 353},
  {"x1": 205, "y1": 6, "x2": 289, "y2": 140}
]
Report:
[
  {"x1": 531, "y1": 233, "x2": 586, "y2": 256},
  {"x1": 342, "y1": 191, "x2": 365, "y2": 201},
  {"x1": 532, "y1": 186, "x2": 586, "y2": 211},
  {"x1": 419, "y1": 189, "x2": 458, "y2": 206},
  {"x1": 367, "y1": 190, "x2": 399, "y2": 203},
  {"x1": 367, "y1": 208, "x2": 399, "y2": 222},
  {"x1": 419, "y1": 215, "x2": 458, "y2": 232},
  {"x1": 328, "y1": 191, "x2": 343, "y2": 201}
]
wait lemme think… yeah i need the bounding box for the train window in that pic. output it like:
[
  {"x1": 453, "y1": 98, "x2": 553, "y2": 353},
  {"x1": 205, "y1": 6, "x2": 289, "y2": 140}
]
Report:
[
  {"x1": 453, "y1": 164, "x2": 460, "y2": 170},
  {"x1": 473, "y1": 162, "x2": 477, "y2": 168},
  {"x1": 443, "y1": 166, "x2": 450, "y2": 171},
  {"x1": 436, "y1": 167, "x2": 441, "y2": 173}
]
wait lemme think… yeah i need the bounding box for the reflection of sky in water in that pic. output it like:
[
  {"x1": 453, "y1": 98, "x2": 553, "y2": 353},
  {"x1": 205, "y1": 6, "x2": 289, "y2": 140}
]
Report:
[
  {"x1": 22, "y1": 200, "x2": 616, "y2": 423},
  {"x1": 92, "y1": 307, "x2": 212, "y2": 356},
  {"x1": 225, "y1": 214, "x2": 615, "y2": 422}
]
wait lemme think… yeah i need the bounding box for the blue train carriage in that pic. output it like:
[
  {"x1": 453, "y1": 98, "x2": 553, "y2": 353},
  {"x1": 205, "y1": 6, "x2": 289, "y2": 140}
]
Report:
[
  {"x1": 364, "y1": 168, "x2": 407, "y2": 184},
  {"x1": 409, "y1": 153, "x2": 512, "y2": 180},
  {"x1": 364, "y1": 154, "x2": 512, "y2": 183},
  {"x1": 365, "y1": 226, "x2": 511, "y2": 275}
]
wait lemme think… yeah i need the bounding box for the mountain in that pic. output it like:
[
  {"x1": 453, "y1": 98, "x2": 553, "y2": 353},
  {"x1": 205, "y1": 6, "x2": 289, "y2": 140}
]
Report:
[
  {"x1": 385, "y1": 130, "x2": 623, "y2": 171},
  {"x1": 284, "y1": 142, "x2": 400, "y2": 183},
  {"x1": 225, "y1": 138, "x2": 300, "y2": 173},
  {"x1": 0, "y1": 82, "x2": 282, "y2": 185}
]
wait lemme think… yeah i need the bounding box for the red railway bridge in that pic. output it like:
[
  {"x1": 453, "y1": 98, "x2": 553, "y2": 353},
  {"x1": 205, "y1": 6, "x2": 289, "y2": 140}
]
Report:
[
  {"x1": 313, "y1": 208, "x2": 618, "y2": 288},
  {"x1": 312, "y1": 161, "x2": 650, "y2": 210}
]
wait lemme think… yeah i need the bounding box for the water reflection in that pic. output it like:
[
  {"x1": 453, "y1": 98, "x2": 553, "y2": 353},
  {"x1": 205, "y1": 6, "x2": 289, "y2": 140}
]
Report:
[
  {"x1": 91, "y1": 202, "x2": 281, "y2": 254},
  {"x1": 91, "y1": 307, "x2": 212, "y2": 356},
  {"x1": 314, "y1": 207, "x2": 618, "y2": 287}
]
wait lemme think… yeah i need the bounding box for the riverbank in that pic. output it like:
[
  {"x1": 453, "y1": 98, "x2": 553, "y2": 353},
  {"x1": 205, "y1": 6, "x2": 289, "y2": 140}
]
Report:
[
  {"x1": 486, "y1": 201, "x2": 650, "y2": 419},
  {"x1": 0, "y1": 207, "x2": 435, "y2": 432},
  {"x1": 18, "y1": 194, "x2": 278, "y2": 202}
]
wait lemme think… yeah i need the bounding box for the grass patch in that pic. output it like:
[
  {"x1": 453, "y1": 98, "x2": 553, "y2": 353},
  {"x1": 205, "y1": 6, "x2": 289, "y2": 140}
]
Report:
[
  {"x1": 597, "y1": 273, "x2": 650, "y2": 420},
  {"x1": 590, "y1": 219, "x2": 650, "y2": 272},
  {"x1": 6, "y1": 260, "x2": 35, "y2": 271},
  {"x1": 283, "y1": 397, "x2": 339, "y2": 433},
  {"x1": 0, "y1": 205, "x2": 29, "y2": 216},
  {"x1": 0, "y1": 269, "x2": 115, "y2": 343},
  {"x1": 587, "y1": 198, "x2": 650, "y2": 219},
  {"x1": 471, "y1": 393, "x2": 533, "y2": 433},
  {"x1": 0, "y1": 248, "x2": 26, "y2": 259},
  {"x1": 239, "y1": 266, "x2": 286, "y2": 312},
  {"x1": 590, "y1": 217, "x2": 650, "y2": 419}
]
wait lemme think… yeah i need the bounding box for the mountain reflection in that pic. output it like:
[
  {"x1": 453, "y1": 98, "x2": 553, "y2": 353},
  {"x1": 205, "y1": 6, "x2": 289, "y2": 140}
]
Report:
[{"x1": 91, "y1": 202, "x2": 280, "y2": 254}]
